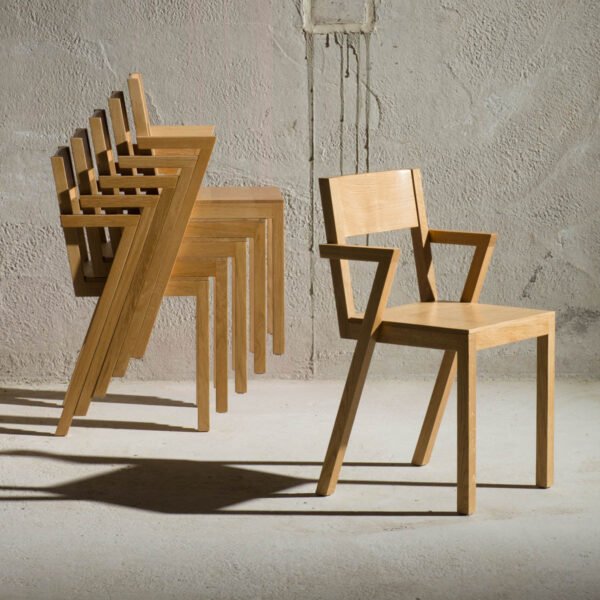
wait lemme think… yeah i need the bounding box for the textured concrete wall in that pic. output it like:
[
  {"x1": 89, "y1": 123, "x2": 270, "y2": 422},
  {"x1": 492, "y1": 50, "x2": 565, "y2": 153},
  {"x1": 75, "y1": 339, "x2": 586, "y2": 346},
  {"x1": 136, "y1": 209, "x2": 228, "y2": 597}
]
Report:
[{"x1": 0, "y1": 0, "x2": 598, "y2": 384}]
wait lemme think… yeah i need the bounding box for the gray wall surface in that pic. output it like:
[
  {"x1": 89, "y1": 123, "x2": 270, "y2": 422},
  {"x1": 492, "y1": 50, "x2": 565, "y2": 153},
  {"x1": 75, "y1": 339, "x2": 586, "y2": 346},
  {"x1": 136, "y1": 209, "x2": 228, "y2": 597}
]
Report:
[{"x1": 1, "y1": 0, "x2": 598, "y2": 383}]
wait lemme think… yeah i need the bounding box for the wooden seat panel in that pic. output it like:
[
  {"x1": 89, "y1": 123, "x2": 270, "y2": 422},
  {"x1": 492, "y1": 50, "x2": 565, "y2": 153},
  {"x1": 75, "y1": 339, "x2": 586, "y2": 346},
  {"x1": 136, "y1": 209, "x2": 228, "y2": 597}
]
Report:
[{"x1": 382, "y1": 302, "x2": 550, "y2": 334}]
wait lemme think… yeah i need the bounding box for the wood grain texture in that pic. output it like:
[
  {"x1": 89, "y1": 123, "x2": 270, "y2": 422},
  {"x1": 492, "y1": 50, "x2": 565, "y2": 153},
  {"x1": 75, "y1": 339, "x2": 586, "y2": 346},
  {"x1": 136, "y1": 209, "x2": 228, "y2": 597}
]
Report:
[
  {"x1": 317, "y1": 168, "x2": 555, "y2": 514},
  {"x1": 537, "y1": 318, "x2": 555, "y2": 488},
  {"x1": 457, "y1": 335, "x2": 476, "y2": 515},
  {"x1": 316, "y1": 247, "x2": 400, "y2": 496}
]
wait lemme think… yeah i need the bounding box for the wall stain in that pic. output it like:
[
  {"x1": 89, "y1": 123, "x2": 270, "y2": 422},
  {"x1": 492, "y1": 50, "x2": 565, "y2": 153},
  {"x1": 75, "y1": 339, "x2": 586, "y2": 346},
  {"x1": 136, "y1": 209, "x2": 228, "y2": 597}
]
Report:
[
  {"x1": 305, "y1": 17, "x2": 375, "y2": 375},
  {"x1": 521, "y1": 250, "x2": 552, "y2": 299},
  {"x1": 558, "y1": 307, "x2": 600, "y2": 335}
]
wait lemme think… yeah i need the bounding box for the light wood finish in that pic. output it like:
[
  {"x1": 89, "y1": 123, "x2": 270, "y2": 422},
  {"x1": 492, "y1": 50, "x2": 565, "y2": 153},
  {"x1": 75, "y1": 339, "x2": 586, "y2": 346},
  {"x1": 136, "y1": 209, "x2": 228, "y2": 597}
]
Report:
[
  {"x1": 166, "y1": 258, "x2": 229, "y2": 413},
  {"x1": 173, "y1": 239, "x2": 248, "y2": 396},
  {"x1": 51, "y1": 146, "x2": 159, "y2": 436},
  {"x1": 192, "y1": 194, "x2": 285, "y2": 355},
  {"x1": 185, "y1": 219, "x2": 267, "y2": 373},
  {"x1": 317, "y1": 169, "x2": 555, "y2": 514},
  {"x1": 58, "y1": 141, "x2": 215, "y2": 432},
  {"x1": 316, "y1": 246, "x2": 400, "y2": 495},
  {"x1": 164, "y1": 278, "x2": 212, "y2": 431},
  {"x1": 87, "y1": 137, "x2": 215, "y2": 405},
  {"x1": 127, "y1": 73, "x2": 285, "y2": 357},
  {"x1": 457, "y1": 335, "x2": 476, "y2": 515},
  {"x1": 537, "y1": 320, "x2": 555, "y2": 488},
  {"x1": 108, "y1": 92, "x2": 264, "y2": 377},
  {"x1": 92, "y1": 107, "x2": 255, "y2": 397}
]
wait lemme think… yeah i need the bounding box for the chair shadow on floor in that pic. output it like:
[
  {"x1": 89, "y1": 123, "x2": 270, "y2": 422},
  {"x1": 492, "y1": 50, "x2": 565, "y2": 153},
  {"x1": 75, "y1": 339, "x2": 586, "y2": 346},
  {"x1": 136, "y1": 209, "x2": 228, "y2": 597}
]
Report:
[
  {"x1": 0, "y1": 388, "x2": 197, "y2": 436},
  {"x1": 0, "y1": 450, "x2": 537, "y2": 517}
]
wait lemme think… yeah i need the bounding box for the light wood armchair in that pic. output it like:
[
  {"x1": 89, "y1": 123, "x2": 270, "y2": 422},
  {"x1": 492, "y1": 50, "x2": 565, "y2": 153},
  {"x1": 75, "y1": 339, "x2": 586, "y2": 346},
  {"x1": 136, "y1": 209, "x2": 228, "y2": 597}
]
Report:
[
  {"x1": 51, "y1": 146, "x2": 210, "y2": 433},
  {"x1": 317, "y1": 169, "x2": 555, "y2": 515},
  {"x1": 88, "y1": 109, "x2": 251, "y2": 405},
  {"x1": 127, "y1": 73, "x2": 285, "y2": 360},
  {"x1": 105, "y1": 96, "x2": 267, "y2": 382},
  {"x1": 52, "y1": 123, "x2": 215, "y2": 435}
]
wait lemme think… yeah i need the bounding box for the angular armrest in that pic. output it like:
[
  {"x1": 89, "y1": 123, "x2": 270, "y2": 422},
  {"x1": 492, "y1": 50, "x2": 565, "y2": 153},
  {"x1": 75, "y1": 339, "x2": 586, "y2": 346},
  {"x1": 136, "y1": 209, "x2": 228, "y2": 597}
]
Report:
[
  {"x1": 60, "y1": 214, "x2": 140, "y2": 228},
  {"x1": 98, "y1": 175, "x2": 178, "y2": 189},
  {"x1": 79, "y1": 195, "x2": 159, "y2": 209},
  {"x1": 149, "y1": 125, "x2": 216, "y2": 137},
  {"x1": 319, "y1": 244, "x2": 400, "y2": 263},
  {"x1": 429, "y1": 230, "x2": 497, "y2": 247},
  {"x1": 137, "y1": 126, "x2": 216, "y2": 151},
  {"x1": 117, "y1": 155, "x2": 198, "y2": 170},
  {"x1": 429, "y1": 230, "x2": 496, "y2": 302}
]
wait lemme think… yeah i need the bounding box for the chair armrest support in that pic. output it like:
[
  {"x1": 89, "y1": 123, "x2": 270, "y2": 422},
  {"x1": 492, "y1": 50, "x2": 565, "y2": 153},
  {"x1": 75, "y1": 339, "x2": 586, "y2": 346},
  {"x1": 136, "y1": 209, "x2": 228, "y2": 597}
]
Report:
[
  {"x1": 60, "y1": 214, "x2": 140, "y2": 228},
  {"x1": 98, "y1": 175, "x2": 178, "y2": 189},
  {"x1": 117, "y1": 156, "x2": 198, "y2": 170},
  {"x1": 429, "y1": 230, "x2": 497, "y2": 247},
  {"x1": 320, "y1": 244, "x2": 400, "y2": 336},
  {"x1": 429, "y1": 230, "x2": 497, "y2": 302},
  {"x1": 319, "y1": 244, "x2": 400, "y2": 263},
  {"x1": 79, "y1": 195, "x2": 159, "y2": 209}
]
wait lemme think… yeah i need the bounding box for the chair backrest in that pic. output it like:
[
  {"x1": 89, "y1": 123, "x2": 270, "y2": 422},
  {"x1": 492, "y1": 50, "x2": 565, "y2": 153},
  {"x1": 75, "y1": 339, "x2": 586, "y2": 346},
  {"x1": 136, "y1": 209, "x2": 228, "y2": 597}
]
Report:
[
  {"x1": 108, "y1": 91, "x2": 136, "y2": 161},
  {"x1": 69, "y1": 128, "x2": 114, "y2": 278},
  {"x1": 51, "y1": 146, "x2": 106, "y2": 296},
  {"x1": 127, "y1": 72, "x2": 151, "y2": 137},
  {"x1": 320, "y1": 169, "x2": 438, "y2": 331}
]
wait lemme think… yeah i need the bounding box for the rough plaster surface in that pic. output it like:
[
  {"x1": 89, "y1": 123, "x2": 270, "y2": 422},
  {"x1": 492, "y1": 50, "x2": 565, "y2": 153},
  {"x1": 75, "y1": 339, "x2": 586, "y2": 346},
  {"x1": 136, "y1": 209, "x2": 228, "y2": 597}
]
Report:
[
  {"x1": 0, "y1": 0, "x2": 599, "y2": 383},
  {"x1": 1, "y1": 380, "x2": 599, "y2": 598}
]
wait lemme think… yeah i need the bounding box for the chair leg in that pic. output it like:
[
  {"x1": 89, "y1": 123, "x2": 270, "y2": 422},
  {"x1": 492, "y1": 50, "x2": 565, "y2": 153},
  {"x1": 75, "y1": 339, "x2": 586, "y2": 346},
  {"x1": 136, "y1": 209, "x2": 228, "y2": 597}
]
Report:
[
  {"x1": 197, "y1": 281, "x2": 210, "y2": 432},
  {"x1": 457, "y1": 337, "x2": 476, "y2": 515},
  {"x1": 249, "y1": 236, "x2": 255, "y2": 354},
  {"x1": 272, "y1": 206, "x2": 285, "y2": 355},
  {"x1": 215, "y1": 260, "x2": 228, "y2": 412},
  {"x1": 253, "y1": 225, "x2": 267, "y2": 374},
  {"x1": 536, "y1": 329, "x2": 555, "y2": 488},
  {"x1": 233, "y1": 247, "x2": 247, "y2": 394},
  {"x1": 316, "y1": 334, "x2": 377, "y2": 496},
  {"x1": 412, "y1": 350, "x2": 457, "y2": 466}
]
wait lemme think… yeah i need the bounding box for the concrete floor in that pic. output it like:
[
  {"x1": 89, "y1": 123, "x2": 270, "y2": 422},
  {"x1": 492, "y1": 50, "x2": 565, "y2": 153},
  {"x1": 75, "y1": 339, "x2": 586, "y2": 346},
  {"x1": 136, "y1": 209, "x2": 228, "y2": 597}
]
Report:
[{"x1": 0, "y1": 379, "x2": 599, "y2": 599}]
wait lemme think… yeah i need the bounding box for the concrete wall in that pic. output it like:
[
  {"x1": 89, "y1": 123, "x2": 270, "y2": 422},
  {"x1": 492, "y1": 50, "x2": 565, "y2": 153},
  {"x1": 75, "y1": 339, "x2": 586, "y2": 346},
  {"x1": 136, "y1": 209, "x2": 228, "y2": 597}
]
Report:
[{"x1": 1, "y1": 0, "x2": 598, "y2": 383}]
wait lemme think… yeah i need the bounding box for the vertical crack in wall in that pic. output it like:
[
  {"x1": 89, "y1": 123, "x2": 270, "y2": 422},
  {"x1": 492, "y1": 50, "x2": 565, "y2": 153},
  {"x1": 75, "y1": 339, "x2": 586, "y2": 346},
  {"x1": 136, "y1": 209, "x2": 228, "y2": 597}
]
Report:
[
  {"x1": 304, "y1": 3, "x2": 375, "y2": 375},
  {"x1": 335, "y1": 33, "x2": 345, "y2": 175},
  {"x1": 305, "y1": 31, "x2": 317, "y2": 376}
]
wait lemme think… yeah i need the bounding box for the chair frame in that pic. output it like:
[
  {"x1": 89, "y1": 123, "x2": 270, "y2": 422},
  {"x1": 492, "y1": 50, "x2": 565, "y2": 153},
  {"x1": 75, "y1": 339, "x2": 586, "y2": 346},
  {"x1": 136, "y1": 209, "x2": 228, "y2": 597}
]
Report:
[
  {"x1": 54, "y1": 136, "x2": 215, "y2": 435},
  {"x1": 89, "y1": 109, "x2": 257, "y2": 398},
  {"x1": 317, "y1": 169, "x2": 555, "y2": 515},
  {"x1": 127, "y1": 73, "x2": 285, "y2": 358},
  {"x1": 105, "y1": 96, "x2": 268, "y2": 375}
]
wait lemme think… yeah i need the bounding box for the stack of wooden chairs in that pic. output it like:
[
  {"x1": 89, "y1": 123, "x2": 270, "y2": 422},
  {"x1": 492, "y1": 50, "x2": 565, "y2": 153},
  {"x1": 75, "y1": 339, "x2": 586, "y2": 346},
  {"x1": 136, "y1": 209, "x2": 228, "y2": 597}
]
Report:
[{"x1": 51, "y1": 73, "x2": 285, "y2": 436}]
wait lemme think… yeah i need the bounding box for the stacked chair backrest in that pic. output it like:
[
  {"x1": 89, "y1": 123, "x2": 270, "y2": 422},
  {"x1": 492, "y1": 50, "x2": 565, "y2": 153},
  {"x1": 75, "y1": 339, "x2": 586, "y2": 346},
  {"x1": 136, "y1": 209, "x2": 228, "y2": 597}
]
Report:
[
  {"x1": 127, "y1": 73, "x2": 151, "y2": 137},
  {"x1": 82, "y1": 103, "x2": 216, "y2": 401},
  {"x1": 51, "y1": 147, "x2": 104, "y2": 296},
  {"x1": 52, "y1": 105, "x2": 216, "y2": 434}
]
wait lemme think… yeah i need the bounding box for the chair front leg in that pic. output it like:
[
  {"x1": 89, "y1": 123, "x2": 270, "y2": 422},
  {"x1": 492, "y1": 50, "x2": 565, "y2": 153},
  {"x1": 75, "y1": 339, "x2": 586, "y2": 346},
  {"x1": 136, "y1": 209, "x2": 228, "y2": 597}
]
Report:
[
  {"x1": 215, "y1": 259, "x2": 228, "y2": 413},
  {"x1": 316, "y1": 333, "x2": 378, "y2": 496},
  {"x1": 457, "y1": 336, "x2": 477, "y2": 515},
  {"x1": 536, "y1": 324, "x2": 555, "y2": 488},
  {"x1": 196, "y1": 280, "x2": 210, "y2": 432}
]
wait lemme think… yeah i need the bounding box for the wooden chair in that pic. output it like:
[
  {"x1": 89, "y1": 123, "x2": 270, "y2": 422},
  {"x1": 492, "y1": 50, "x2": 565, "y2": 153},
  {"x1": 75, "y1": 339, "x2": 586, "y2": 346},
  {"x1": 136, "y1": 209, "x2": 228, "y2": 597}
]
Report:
[
  {"x1": 317, "y1": 169, "x2": 555, "y2": 515},
  {"x1": 105, "y1": 97, "x2": 267, "y2": 380},
  {"x1": 127, "y1": 73, "x2": 285, "y2": 359},
  {"x1": 69, "y1": 123, "x2": 230, "y2": 427},
  {"x1": 51, "y1": 147, "x2": 201, "y2": 433},
  {"x1": 89, "y1": 109, "x2": 252, "y2": 401},
  {"x1": 53, "y1": 125, "x2": 215, "y2": 436}
]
